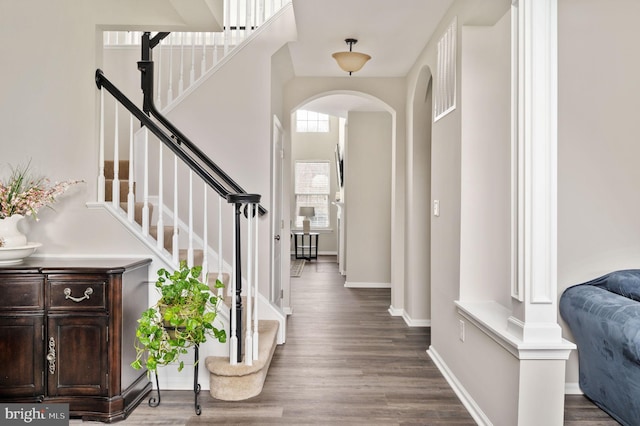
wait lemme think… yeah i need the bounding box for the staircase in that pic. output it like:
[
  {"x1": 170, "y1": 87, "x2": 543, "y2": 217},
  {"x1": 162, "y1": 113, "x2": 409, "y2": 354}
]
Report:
[
  {"x1": 102, "y1": 158, "x2": 278, "y2": 400},
  {"x1": 94, "y1": 1, "x2": 295, "y2": 402}
]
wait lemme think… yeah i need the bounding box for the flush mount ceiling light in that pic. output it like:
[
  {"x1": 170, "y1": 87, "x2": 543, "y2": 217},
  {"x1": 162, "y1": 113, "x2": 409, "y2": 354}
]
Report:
[{"x1": 332, "y1": 38, "x2": 371, "y2": 75}]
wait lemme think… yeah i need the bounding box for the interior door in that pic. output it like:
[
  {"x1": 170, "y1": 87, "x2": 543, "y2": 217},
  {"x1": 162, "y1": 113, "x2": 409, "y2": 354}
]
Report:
[{"x1": 271, "y1": 116, "x2": 285, "y2": 308}]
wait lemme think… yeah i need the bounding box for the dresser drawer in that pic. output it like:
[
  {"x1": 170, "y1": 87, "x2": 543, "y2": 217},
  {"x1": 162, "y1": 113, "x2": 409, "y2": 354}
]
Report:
[
  {"x1": 0, "y1": 275, "x2": 44, "y2": 311},
  {"x1": 47, "y1": 276, "x2": 107, "y2": 311}
]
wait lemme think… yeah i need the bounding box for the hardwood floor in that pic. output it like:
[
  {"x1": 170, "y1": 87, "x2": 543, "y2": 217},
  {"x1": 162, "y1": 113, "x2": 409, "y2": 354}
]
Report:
[{"x1": 71, "y1": 256, "x2": 618, "y2": 425}]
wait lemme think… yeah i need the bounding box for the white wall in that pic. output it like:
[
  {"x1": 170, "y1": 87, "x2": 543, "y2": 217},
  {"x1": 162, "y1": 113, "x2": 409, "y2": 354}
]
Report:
[
  {"x1": 0, "y1": 1, "x2": 198, "y2": 257},
  {"x1": 345, "y1": 111, "x2": 392, "y2": 286},
  {"x1": 557, "y1": 0, "x2": 640, "y2": 385},
  {"x1": 405, "y1": 1, "x2": 517, "y2": 424},
  {"x1": 459, "y1": 14, "x2": 511, "y2": 305}
]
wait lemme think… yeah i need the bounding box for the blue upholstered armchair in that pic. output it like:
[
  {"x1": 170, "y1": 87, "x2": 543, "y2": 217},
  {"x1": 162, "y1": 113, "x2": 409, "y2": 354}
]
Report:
[{"x1": 560, "y1": 270, "x2": 640, "y2": 426}]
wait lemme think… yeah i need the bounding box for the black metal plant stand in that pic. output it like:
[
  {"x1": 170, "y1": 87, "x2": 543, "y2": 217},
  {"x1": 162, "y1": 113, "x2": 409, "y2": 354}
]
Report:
[{"x1": 148, "y1": 344, "x2": 201, "y2": 415}]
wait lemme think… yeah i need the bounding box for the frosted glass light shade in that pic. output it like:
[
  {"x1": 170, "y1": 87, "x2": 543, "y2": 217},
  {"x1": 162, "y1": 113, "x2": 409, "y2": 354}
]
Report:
[
  {"x1": 299, "y1": 207, "x2": 315, "y2": 218},
  {"x1": 332, "y1": 51, "x2": 371, "y2": 73}
]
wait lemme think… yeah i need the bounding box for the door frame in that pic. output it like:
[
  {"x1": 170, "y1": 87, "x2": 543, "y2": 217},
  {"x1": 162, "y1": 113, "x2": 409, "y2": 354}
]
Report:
[{"x1": 270, "y1": 115, "x2": 287, "y2": 311}]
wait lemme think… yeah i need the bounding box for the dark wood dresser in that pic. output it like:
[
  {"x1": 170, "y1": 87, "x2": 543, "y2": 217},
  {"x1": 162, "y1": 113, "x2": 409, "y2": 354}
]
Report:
[{"x1": 0, "y1": 258, "x2": 152, "y2": 422}]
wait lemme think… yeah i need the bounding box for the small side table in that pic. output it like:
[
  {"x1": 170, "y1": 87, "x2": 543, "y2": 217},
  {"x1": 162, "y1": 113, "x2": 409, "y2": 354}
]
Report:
[{"x1": 293, "y1": 232, "x2": 319, "y2": 260}]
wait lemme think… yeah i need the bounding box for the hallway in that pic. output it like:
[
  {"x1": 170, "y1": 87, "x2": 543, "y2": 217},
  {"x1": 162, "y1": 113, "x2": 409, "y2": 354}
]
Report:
[{"x1": 73, "y1": 256, "x2": 616, "y2": 425}]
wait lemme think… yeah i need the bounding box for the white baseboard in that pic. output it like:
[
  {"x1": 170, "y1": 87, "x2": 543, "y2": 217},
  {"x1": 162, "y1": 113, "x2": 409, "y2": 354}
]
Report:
[
  {"x1": 565, "y1": 382, "x2": 583, "y2": 395},
  {"x1": 388, "y1": 305, "x2": 404, "y2": 316},
  {"x1": 427, "y1": 346, "x2": 492, "y2": 426},
  {"x1": 402, "y1": 311, "x2": 431, "y2": 327},
  {"x1": 344, "y1": 281, "x2": 391, "y2": 288}
]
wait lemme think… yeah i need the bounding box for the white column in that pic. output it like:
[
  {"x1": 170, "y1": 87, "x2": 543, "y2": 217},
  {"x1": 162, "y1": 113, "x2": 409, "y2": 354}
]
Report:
[
  {"x1": 510, "y1": 1, "x2": 574, "y2": 424},
  {"x1": 507, "y1": 0, "x2": 562, "y2": 343}
]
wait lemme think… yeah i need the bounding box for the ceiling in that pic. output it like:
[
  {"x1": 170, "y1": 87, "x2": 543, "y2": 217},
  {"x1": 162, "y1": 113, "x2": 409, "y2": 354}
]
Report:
[{"x1": 287, "y1": 0, "x2": 454, "y2": 115}]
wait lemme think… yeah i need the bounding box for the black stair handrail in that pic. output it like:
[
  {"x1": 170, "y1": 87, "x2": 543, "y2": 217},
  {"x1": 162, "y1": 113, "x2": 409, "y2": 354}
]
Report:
[
  {"x1": 95, "y1": 69, "x2": 231, "y2": 200},
  {"x1": 95, "y1": 68, "x2": 267, "y2": 216},
  {"x1": 139, "y1": 32, "x2": 267, "y2": 216}
]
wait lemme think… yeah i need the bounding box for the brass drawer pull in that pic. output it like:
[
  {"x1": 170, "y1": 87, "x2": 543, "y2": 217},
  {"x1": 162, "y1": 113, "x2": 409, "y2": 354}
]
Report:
[
  {"x1": 47, "y1": 337, "x2": 56, "y2": 374},
  {"x1": 64, "y1": 287, "x2": 93, "y2": 303}
]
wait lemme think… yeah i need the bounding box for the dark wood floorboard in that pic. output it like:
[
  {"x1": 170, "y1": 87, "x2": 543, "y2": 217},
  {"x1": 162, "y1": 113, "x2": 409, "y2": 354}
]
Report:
[{"x1": 71, "y1": 256, "x2": 617, "y2": 425}]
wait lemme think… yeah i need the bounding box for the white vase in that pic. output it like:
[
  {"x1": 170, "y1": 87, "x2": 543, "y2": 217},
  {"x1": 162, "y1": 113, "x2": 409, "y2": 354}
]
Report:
[{"x1": 0, "y1": 214, "x2": 28, "y2": 248}]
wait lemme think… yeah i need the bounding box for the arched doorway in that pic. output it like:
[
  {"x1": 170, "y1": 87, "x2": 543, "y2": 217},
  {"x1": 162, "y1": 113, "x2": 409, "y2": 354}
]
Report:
[
  {"x1": 280, "y1": 91, "x2": 395, "y2": 314},
  {"x1": 404, "y1": 67, "x2": 433, "y2": 325}
]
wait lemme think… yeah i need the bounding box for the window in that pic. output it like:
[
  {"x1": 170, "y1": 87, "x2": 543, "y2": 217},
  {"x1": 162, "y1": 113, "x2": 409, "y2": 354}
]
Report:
[
  {"x1": 434, "y1": 16, "x2": 457, "y2": 121},
  {"x1": 295, "y1": 161, "x2": 330, "y2": 228},
  {"x1": 296, "y1": 110, "x2": 329, "y2": 133}
]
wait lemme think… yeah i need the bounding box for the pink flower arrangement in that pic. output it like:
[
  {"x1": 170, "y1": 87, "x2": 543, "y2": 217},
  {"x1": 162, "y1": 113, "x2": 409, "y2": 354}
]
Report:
[{"x1": 0, "y1": 163, "x2": 82, "y2": 220}]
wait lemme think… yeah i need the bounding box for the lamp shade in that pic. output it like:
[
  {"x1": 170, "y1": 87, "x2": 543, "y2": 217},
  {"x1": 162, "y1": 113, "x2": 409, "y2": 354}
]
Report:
[
  {"x1": 299, "y1": 207, "x2": 315, "y2": 218},
  {"x1": 332, "y1": 51, "x2": 371, "y2": 73}
]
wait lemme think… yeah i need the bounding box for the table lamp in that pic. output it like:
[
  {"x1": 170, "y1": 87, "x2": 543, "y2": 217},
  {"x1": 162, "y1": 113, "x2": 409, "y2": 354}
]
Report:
[{"x1": 299, "y1": 207, "x2": 315, "y2": 234}]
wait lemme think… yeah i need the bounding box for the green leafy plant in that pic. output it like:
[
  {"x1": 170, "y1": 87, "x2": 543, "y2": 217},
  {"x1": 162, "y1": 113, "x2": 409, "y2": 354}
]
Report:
[{"x1": 131, "y1": 261, "x2": 226, "y2": 373}]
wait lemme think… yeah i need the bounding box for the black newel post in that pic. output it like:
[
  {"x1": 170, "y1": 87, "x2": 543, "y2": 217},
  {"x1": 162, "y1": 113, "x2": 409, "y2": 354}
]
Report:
[{"x1": 227, "y1": 193, "x2": 261, "y2": 363}]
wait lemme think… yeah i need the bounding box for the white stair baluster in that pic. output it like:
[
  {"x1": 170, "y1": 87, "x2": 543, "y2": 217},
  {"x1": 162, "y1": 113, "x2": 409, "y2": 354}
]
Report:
[
  {"x1": 217, "y1": 196, "x2": 223, "y2": 297},
  {"x1": 202, "y1": 185, "x2": 208, "y2": 278},
  {"x1": 112, "y1": 101, "x2": 120, "y2": 207},
  {"x1": 213, "y1": 33, "x2": 219, "y2": 66},
  {"x1": 98, "y1": 90, "x2": 105, "y2": 202},
  {"x1": 245, "y1": 0, "x2": 252, "y2": 38},
  {"x1": 258, "y1": 0, "x2": 265, "y2": 26},
  {"x1": 167, "y1": 33, "x2": 174, "y2": 104},
  {"x1": 230, "y1": 201, "x2": 238, "y2": 365},
  {"x1": 156, "y1": 39, "x2": 163, "y2": 109},
  {"x1": 201, "y1": 32, "x2": 207, "y2": 77},
  {"x1": 224, "y1": 0, "x2": 231, "y2": 55},
  {"x1": 187, "y1": 171, "x2": 194, "y2": 267},
  {"x1": 141, "y1": 128, "x2": 150, "y2": 236},
  {"x1": 127, "y1": 115, "x2": 135, "y2": 222},
  {"x1": 156, "y1": 145, "x2": 164, "y2": 251},
  {"x1": 253, "y1": 203, "x2": 259, "y2": 361},
  {"x1": 179, "y1": 33, "x2": 185, "y2": 95},
  {"x1": 245, "y1": 201, "x2": 253, "y2": 366},
  {"x1": 172, "y1": 155, "x2": 179, "y2": 264},
  {"x1": 190, "y1": 34, "x2": 196, "y2": 87},
  {"x1": 236, "y1": 0, "x2": 241, "y2": 45}
]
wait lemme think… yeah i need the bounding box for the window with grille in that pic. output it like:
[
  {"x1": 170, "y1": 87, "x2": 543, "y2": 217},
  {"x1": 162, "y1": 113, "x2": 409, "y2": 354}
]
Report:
[
  {"x1": 296, "y1": 110, "x2": 330, "y2": 133},
  {"x1": 295, "y1": 161, "x2": 330, "y2": 228},
  {"x1": 434, "y1": 16, "x2": 457, "y2": 121}
]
